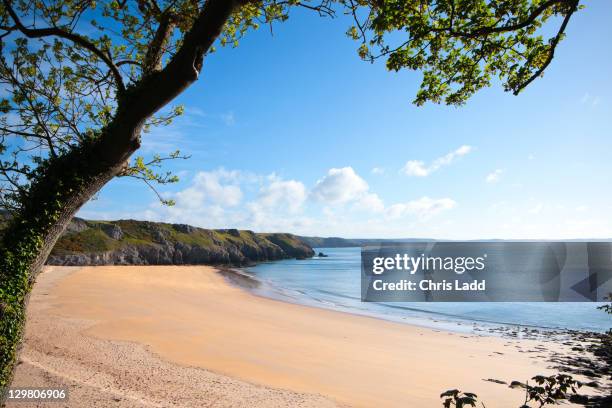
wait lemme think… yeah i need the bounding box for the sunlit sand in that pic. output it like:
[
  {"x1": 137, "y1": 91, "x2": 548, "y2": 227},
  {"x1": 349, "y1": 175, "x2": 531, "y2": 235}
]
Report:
[{"x1": 9, "y1": 266, "x2": 583, "y2": 407}]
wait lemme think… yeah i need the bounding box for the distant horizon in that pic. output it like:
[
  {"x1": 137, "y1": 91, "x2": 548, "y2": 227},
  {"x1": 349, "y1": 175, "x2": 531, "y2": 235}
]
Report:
[{"x1": 68, "y1": 215, "x2": 612, "y2": 242}]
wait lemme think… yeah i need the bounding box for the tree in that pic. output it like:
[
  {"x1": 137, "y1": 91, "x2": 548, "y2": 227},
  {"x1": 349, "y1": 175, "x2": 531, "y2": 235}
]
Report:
[{"x1": 0, "y1": 0, "x2": 582, "y2": 396}]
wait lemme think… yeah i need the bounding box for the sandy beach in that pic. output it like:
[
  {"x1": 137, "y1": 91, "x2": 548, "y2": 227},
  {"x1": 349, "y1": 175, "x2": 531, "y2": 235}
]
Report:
[{"x1": 8, "y1": 266, "x2": 588, "y2": 407}]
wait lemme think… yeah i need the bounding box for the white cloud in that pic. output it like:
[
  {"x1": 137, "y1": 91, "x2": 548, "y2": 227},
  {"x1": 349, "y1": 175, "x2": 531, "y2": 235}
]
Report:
[
  {"x1": 386, "y1": 197, "x2": 456, "y2": 220},
  {"x1": 371, "y1": 167, "x2": 385, "y2": 175},
  {"x1": 93, "y1": 165, "x2": 457, "y2": 236},
  {"x1": 254, "y1": 177, "x2": 307, "y2": 214},
  {"x1": 174, "y1": 168, "x2": 242, "y2": 208},
  {"x1": 310, "y1": 167, "x2": 454, "y2": 220},
  {"x1": 402, "y1": 160, "x2": 430, "y2": 177},
  {"x1": 311, "y1": 167, "x2": 369, "y2": 204},
  {"x1": 244, "y1": 175, "x2": 311, "y2": 232},
  {"x1": 355, "y1": 193, "x2": 385, "y2": 213},
  {"x1": 486, "y1": 169, "x2": 503, "y2": 184},
  {"x1": 402, "y1": 145, "x2": 472, "y2": 177}
]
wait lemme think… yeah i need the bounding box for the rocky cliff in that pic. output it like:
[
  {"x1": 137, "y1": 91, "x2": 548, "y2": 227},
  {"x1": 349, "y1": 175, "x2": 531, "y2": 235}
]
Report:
[{"x1": 47, "y1": 218, "x2": 314, "y2": 266}]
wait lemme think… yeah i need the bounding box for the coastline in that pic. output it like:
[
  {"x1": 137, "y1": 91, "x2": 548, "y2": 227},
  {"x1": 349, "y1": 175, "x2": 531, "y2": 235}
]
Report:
[
  {"x1": 9, "y1": 266, "x2": 601, "y2": 407},
  {"x1": 239, "y1": 248, "x2": 610, "y2": 334},
  {"x1": 232, "y1": 266, "x2": 605, "y2": 336}
]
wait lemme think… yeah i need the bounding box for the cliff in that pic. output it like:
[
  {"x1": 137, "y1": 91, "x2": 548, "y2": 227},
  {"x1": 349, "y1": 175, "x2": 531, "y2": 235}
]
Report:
[
  {"x1": 297, "y1": 236, "x2": 362, "y2": 248},
  {"x1": 47, "y1": 218, "x2": 314, "y2": 266}
]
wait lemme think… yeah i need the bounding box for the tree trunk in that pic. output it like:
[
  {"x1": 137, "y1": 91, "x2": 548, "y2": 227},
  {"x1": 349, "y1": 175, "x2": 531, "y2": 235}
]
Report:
[{"x1": 0, "y1": 121, "x2": 142, "y2": 398}]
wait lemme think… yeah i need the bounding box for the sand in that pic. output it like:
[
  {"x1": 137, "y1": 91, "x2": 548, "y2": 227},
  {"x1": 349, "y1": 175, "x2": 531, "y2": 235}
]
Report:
[{"x1": 8, "y1": 266, "x2": 584, "y2": 407}]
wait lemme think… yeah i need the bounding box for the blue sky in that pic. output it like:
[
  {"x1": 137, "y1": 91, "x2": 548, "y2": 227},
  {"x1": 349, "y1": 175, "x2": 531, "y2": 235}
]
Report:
[{"x1": 80, "y1": 1, "x2": 612, "y2": 239}]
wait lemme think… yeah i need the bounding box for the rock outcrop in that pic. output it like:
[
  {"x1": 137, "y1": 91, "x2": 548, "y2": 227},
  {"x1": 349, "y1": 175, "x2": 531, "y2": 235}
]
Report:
[{"x1": 48, "y1": 218, "x2": 314, "y2": 266}]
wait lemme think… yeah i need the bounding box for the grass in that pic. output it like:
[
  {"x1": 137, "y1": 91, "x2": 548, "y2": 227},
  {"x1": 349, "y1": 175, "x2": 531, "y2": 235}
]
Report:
[
  {"x1": 52, "y1": 228, "x2": 120, "y2": 254},
  {"x1": 50, "y1": 219, "x2": 312, "y2": 258}
]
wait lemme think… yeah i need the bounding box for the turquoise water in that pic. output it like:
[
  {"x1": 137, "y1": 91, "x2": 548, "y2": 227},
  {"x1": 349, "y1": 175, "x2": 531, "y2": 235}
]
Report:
[{"x1": 244, "y1": 247, "x2": 610, "y2": 333}]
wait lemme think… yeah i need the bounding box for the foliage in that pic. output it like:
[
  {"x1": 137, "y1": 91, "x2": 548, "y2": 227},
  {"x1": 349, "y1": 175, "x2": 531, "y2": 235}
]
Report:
[
  {"x1": 520, "y1": 374, "x2": 581, "y2": 407},
  {"x1": 441, "y1": 374, "x2": 582, "y2": 408},
  {"x1": 440, "y1": 389, "x2": 480, "y2": 408},
  {"x1": 344, "y1": 0, "x2": 582, "y2": 105},
  {"x1": 0, "y1": 2, "x2": 186, "y2": 210},
  {"x1": 119, "y1": 150, "x2": 190, "y2": 206}
]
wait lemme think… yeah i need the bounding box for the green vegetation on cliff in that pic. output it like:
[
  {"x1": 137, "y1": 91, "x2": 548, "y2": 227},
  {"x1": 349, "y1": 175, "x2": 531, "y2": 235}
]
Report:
[{"x1": 49, "y1": 218, "x2": 314, "y2": 266}]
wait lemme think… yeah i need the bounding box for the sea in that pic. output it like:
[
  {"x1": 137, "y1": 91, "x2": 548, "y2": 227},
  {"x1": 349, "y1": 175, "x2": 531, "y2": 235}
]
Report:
[{"x1": 243, "y1": 247, "x2": 610, "y2": 334}]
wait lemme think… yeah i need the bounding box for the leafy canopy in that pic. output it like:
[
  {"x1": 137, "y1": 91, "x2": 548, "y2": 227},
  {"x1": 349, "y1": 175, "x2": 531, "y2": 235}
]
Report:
[
  {"x1": 345, "y1": 0, "x2": 581, "y2": 105},
  {"x1": 0, "y1": 0, "x2": 581, "y2": 209}
]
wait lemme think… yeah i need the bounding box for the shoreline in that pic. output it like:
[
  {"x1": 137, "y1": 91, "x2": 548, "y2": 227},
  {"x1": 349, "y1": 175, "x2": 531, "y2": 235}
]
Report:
[
  {"x1": 9, "y1": 266, "x2": 603, "y2": 407},
  {"x1": 226, "y1": 266, "x2": 604, "y2": 337}
]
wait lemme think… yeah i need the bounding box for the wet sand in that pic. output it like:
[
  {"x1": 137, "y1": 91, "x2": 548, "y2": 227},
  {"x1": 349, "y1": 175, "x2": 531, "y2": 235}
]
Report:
[{"x1": 8, "y1": 266, "x2": 584, "y2": 407}]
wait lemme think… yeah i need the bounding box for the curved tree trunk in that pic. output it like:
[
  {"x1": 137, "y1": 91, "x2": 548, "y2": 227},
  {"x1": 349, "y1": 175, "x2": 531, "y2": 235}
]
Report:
[
  {"x1": 0, "y1": 123, "x2": 143, "y2": 397},
  {"x1": 0, "y1": 0, "x2": 247, "y2": 400}
]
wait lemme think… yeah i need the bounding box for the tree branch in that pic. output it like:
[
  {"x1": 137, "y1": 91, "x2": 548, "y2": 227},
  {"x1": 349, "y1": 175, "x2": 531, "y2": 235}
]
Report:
[
  {"x1": 512, "y1": 0, "x2": 578, "y2": 94},
  {"x1": 0, "y1": 126, "x2": 39, "y2": 138},
  {"x1": 284, "y1": 1, "x2": 335, "y2": 17},
  {"x1": 143, "y1": 12, "x2": 177, "y2": 74},
  {"x1": 433, "y1": 0, "x2": 574, "y2": 39},
  {"x1": 2, "y1": 0, "x2": 125, "y2": 93},
  {"x1": 117, "y1": 0, "x2": 252, "y2": 126}
]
